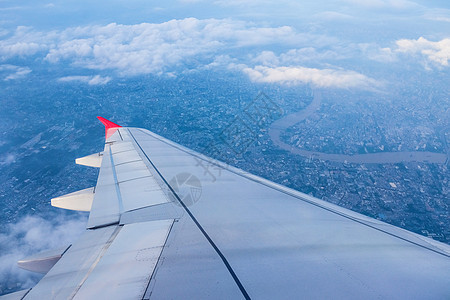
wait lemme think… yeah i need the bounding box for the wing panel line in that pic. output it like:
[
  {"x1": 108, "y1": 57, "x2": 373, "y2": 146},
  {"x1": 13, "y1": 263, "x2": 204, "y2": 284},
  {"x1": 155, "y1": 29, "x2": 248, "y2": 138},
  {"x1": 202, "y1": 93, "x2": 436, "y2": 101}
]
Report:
[
  {"x1": 69, "y1": 225, "x2": 123, "y2": 300},
  {"x1": 142, "y1": 219, "x2": 175, "y2": 299},
  {"x1": 128, "y1": 129, "x2": 251, "y2": 300},
  {"x1": 117, "y1": 175, "x2": 153, "y2": 184},
  {"x1": 109, "y1": 145, "x2": 124, "y2": 214}
]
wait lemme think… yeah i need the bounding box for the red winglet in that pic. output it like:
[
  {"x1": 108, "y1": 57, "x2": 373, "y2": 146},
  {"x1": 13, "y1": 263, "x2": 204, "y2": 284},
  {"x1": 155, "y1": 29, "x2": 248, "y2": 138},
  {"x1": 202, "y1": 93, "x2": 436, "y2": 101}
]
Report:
[{"x1": 97, "y1": 116, "x2": 122, "y2": 140}]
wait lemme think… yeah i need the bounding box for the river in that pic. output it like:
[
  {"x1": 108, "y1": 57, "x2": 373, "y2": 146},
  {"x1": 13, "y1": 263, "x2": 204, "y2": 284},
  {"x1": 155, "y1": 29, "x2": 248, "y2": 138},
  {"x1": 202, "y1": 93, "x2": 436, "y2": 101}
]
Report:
[{"x1": 268, "y1": 91, "x2": 448, "y2": 164}]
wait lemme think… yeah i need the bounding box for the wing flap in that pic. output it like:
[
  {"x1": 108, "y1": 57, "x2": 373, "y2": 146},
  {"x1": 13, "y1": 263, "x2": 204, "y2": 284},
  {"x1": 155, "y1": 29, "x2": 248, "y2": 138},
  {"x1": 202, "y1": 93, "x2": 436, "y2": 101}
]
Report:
[
  {"x1": 73, "y1": 220, "x2": 173, "y2": 300},
  {"x1": 24, "y1": 226, "x2": 118, "y2": 299}
]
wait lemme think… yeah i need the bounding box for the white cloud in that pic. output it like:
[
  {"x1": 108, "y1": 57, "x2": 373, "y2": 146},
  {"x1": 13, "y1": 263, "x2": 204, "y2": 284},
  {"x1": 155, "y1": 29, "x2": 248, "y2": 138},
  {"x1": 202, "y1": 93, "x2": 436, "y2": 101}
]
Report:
[
  {"x1": 252, "y1": 51, "x2": 280, "y2": 66},
  {"x1": 395, "y1": 37, "x2": 450, "y2": 67},
  {"x1": 243, "y1": 65, "x2": 380, "y2": 89},
  {"x1": 423, "y1": 9, "x2": 450, "y2": 23},
  {"x1": 87, "y1": 75, "x2": 111, "y2": 85},
  {"x1": 0, "y1": 214, "x2": 87, "y2": 294},
  {"x1": 0, "y1": 153, "x2": 16, "y2": 165},
  {"x1": 0, "y1": 6, "x2": 28, "y2": 12},
  {"x1": 58, "y1": 75, "x2": 111, "y2": 85},
  {"x1": 283, "y1": 48, "x2": 346, "y2": 63},
  {"x1": 0, "y1": 19, "x2": 332, "y2": 76},
  {"x1": 178, "y1": 0, "x2": 204, "y2": 3},
  {"x1": 342, "y1": 0, "x2": 420, "y2": 10},
  {"x1": 426, "y1": 16, "x2": 450, "y2": 23},
  {"x1": 0, "y1": 29, "x2": 8, "y2": 38},
  {"x1": 359, "y1": 43, "x2": 397, "y2": 62},
  {"x1": 213, "y1": 0, "x2": 272, "y2": 7},
  {"x1": 0, "y1": 27, "x2": 47, "y2": 59},
  {"x1": 362, "y1": 37, "x2": 450, "y2": 67},
  {"x1": 0, "y1": 42, "x2": 42, "y2": 59},
  {"x1": 0, "y1": 64, "x2": 31, "y2": 80},
  {"x1": 252, "y1": 48, "x2": 348, "y2": 67},
  {"x1": 314, "y1": 11, "x2": 355, "y2": 21},
  {"x1": 246, "y1": 47, "x2": 380, "y2": 90},
  {"x1": 201, "y1": 54, "x2": 237, "y2": 69}
]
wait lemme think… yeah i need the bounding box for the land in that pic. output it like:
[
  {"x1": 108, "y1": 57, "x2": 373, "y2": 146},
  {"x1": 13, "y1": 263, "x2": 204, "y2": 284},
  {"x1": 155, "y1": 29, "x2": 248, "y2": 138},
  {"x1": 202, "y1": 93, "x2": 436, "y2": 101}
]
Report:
[{"x1": 0, "y1": 70, "x2": 449, "y2": 247}]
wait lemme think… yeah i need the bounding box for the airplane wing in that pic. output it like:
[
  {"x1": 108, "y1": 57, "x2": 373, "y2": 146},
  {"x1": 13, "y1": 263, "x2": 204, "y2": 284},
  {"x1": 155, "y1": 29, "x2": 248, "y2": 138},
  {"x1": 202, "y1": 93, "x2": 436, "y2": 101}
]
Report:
[{"x1": 4, "y1": 117, "x2": 450, "y2": 299}]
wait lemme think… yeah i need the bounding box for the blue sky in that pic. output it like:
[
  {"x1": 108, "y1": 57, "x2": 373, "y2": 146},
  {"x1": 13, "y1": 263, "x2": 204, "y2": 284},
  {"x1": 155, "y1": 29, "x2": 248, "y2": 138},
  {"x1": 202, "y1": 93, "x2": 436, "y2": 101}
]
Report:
[{"x1": 1, "y1": 0, "x2": 449, "y2": 89}]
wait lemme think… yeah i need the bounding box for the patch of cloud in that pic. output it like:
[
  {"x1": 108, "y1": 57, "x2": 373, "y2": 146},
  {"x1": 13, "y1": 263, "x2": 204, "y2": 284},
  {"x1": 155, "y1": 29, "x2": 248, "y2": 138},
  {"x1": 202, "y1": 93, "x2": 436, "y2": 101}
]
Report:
[
  {"x1": 0, "y1": 29, "x2": 8, "y2": 38},
  {"x1": 251, "y1": 47, "x2": 352, "y2": 67},
  {"x1": 0, "y1": 26, "x2": 47, "y2": 59},
  {"x1": 213, "y1": 0, "x2": 272, "y2": 7},
  {"x1": 395, "y1": 37, "x2": 450, "y2": 67},
  {"x1": 200, "y1": 54, "x2": 237, "y2": 70},
  {"x1": 242, "y1": 65, "x2": 380, "y2": 89},
  {"x1": 422, "y1": 8, "x2": 450, "y2": 23},
  {"x1": 244, "y1": 47, "x2": 380, "y2": 89},
  {"x1": 58, "y1": 75, "x2": 111, "y2": 85},
  {"x1": 251, "y1": 51, "x2": 280, "y2": 67},
  {"x1": 426, "y1": 15, "x2": 450, "y2": 23},
  {"x1": 178, "y1": 0, "x2": 204, "y2": 3},
  {"x1": 0, "y1": 18, "x2": 332, "y2": 76},
  {"x1": 0, "y1": 64, "x2": 31, "y2": 80},
  {"x1": 87, "y1": 75, "x2": 111, "y2": 85},
  {"x1": 314, "y1": 11, "x2": 355, "y2": 21},
  {"x1": 0, "y1": 214, "x2": 87, "y2": 295},
  {"x1": 0, "y1": 6, "x2": 28, "y2": 12},
  {"x1": 359, "y1": 43, "x2": 397, "y2": 62},
  {"x1": 0, "y1": 153, "x2": 16, "y2": 166},
  {"x1": 342, "y1": 0, "x2": 420, "y2": 10}
]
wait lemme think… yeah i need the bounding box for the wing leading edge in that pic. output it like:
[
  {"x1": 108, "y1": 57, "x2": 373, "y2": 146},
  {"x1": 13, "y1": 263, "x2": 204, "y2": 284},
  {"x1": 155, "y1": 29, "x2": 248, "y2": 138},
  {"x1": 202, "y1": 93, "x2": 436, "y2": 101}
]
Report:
[{"x1": 3, "y1": 118, "x2": 450, "y2": 299}]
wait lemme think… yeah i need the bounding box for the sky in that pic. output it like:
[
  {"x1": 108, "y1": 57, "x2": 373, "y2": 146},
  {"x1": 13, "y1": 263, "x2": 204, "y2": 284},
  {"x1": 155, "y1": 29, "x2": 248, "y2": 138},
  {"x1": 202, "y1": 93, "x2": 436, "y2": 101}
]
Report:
[
  {"x1": 0, "y1": 0, "x2": 449, "y2": 295},
  {"x1": 0, "y1": 0, "x2": 449, "y2": 89}
]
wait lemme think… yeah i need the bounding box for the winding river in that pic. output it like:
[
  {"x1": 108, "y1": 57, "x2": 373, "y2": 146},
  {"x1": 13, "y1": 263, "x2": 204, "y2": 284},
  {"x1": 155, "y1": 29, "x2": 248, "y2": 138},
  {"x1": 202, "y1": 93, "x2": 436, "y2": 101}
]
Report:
[{"x1": 268, "y1": 91, "x2": 448, "y2": 164}]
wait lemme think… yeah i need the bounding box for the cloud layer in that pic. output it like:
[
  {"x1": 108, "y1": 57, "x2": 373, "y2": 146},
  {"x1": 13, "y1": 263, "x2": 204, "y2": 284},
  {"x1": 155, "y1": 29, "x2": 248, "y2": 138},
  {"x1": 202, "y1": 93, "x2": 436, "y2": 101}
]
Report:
[
  {"x1": 2, "y1": 17, "x2": 446, "y2": 89},
  {"x1": 58, "y1": 75, "x2": 111, "y2": 85},
  {"x1": 1, "y1": 18, "x2": 323, "y2": 76},
  {"x1": 395, "y1": 37, "x2": 450, "y2": 67},
  {"x1": 243, "y1": 65, "x2": 379, "y2": 89},
  {"x1": 342, "y1": 0, "x2": 419, "y2": 10},
  {"x1": 0, "y1": 64, "x2": 31, "y2": 80},
  {"x1": 3, "y1": 18, "x2": 374, "y2": 89},
  {"x1": 0, "y1": 214, "x2": 87, "y2": 295}
]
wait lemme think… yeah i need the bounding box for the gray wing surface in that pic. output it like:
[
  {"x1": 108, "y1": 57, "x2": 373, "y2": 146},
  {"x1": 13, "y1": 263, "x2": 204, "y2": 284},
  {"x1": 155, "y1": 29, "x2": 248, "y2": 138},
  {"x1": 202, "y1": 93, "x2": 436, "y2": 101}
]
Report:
[{"x1": 6, "y1": 126, "x2": 450, "y2": 299}]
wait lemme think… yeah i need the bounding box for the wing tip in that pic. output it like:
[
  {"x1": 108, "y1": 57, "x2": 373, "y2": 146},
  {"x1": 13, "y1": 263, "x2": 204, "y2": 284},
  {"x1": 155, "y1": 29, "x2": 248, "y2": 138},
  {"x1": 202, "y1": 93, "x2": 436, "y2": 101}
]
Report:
[{"x1": 97, "y1": 116, "x2": 122, "y2": 139}]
